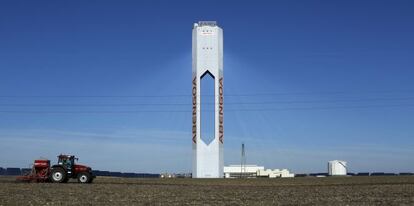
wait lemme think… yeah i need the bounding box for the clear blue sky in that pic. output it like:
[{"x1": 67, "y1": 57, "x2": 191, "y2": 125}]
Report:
[{"x1": 1, "y1": 0, "x2": 413, "y2": 173}]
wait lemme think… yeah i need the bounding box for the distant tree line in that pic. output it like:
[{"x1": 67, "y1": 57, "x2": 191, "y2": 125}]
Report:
[
  {"x1": 92, "y1": 170, "x2": 159, "y2": 178},
  {"x1": 2, "y1": 167, "x2": 412, "y2": 178},
  {"x1": 295, "y1": 172, "x2": 414, "y2": 177}
]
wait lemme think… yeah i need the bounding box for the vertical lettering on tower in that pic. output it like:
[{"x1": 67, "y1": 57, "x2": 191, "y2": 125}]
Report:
[
  {"x1": 218, "y1": 77, "x2": 224, "y2": 143},
  {"x1": 192, "y1": 76, "x2": 197, "y2": 143}
]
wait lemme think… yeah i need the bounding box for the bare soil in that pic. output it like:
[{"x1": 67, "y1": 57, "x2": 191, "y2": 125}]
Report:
[{"x1": 1, "y1": 176, "x2": 414, "y2": 205}]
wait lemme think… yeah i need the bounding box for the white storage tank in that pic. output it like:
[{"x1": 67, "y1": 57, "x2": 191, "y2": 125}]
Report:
[{"x1": 328, "y1": 160, "x2": 347, "y2": 176}]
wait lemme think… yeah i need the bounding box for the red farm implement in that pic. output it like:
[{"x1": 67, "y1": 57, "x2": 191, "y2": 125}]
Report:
[{"x1": 16, "y1": 159, "x2": 50, "y2": 182}]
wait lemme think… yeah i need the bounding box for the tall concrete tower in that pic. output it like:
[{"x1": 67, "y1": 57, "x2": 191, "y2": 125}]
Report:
[{"x1": 192, "y1": 21, "x2": 224, "y2": 178}]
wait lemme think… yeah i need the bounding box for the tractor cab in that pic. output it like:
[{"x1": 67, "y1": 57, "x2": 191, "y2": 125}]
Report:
[{"x1": 57, "y1": 155, "x2": 77, "y2": 173}]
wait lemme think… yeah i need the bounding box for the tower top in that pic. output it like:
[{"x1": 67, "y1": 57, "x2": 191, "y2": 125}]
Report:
[{"x1": 194, "y1": 21, "x2": 218, "y2": 28}]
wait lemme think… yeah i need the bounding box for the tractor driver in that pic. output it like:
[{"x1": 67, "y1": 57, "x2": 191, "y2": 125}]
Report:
[
  {"x1": 66, "y1": 156, "x2": 72, "y2": 172},
  {"x1": 65, "y1": 157, "x2": 72, "y2": 173},
  {"x1": 61, "y1": 156, "x2": 72, "y2": 171}
]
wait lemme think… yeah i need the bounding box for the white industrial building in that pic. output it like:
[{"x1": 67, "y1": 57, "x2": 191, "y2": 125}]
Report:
[
  {"x1": 257, "y1": 169, "x2": 295, "y2": 178},
  {"x1": 328, "y1": 160, "x2": 347, "y2": 176},
  {"x1": 224, "y1": 165, "x2": 264, "y2": 178},
  {"x1": 192, "y1": 21, "x2": 224, "y2": 178},
  {"x1": 224, "y1": 165, "x2": 294, "y2": 178}
]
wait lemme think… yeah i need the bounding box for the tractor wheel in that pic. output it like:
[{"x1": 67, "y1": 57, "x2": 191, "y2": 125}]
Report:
[
  {"x1": 77, "y1": 172, "x2": 91, "y2": 183},
  {"x1": 50, "y1": 167, "x2": 67, "y2": 183}
]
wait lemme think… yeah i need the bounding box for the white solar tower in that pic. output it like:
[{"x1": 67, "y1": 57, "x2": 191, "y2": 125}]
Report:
[{"x1": 192, "y1": 21, "x2": 224, "y2": 178}]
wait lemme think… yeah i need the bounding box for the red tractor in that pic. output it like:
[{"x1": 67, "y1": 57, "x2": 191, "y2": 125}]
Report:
[
  {"x1": 51, "y1": 154, "x2": 95, "y2": 183},
  {"x1": 17, "y1": 154, "x2": 95, "y2": 183}
]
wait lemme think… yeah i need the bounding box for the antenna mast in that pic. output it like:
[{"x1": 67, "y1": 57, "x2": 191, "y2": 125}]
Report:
[{"x1": 240, "y1": 143, "x2": 246, "y2": 178}]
